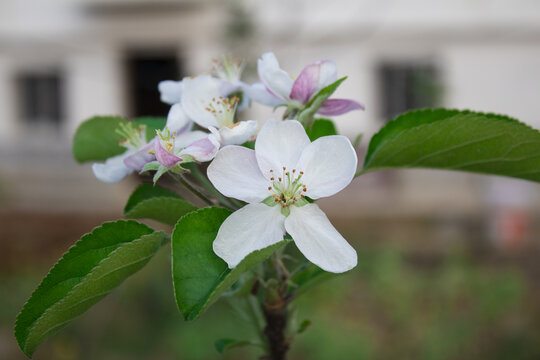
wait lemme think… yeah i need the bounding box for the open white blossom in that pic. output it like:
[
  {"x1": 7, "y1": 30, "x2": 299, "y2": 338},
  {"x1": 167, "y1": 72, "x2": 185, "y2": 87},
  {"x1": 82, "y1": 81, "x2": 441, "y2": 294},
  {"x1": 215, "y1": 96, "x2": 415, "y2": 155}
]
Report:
[
  {"x1": 207, "y1": 119, "x2": 358, "y2": 273},
  {"x1": 182, "y1": 75, "x2": 258, "y2": 146}
]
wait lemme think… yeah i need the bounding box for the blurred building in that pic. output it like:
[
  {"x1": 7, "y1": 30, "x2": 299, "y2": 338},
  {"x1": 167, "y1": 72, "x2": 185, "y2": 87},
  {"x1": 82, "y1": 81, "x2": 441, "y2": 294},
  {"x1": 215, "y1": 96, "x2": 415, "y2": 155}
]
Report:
[{"x1": 1, "y1": 0, "x2": 540, "y2": 246}]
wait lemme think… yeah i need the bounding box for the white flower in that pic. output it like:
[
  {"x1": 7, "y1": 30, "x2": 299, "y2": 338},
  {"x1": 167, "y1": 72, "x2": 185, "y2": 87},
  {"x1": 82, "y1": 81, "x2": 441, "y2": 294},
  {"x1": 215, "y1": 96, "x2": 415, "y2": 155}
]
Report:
[
  {"x1": 207, "y1": 119, "x2": 358, "y2": 273},
  {"x1": 182, "y1": 75, "x2": 258, "y2": 146},
  {"x1": 245, "y1": 52, "x2": 364, "y2": 115}
]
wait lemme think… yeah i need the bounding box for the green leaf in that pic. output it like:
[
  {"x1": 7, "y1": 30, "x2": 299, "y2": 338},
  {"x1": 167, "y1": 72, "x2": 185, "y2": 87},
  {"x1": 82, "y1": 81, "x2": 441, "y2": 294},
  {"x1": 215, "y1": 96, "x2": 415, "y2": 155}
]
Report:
[
  {"x1": 360, "y1": 108, "x2": 540, "y2": 182},
  {"x1": 15, "y1": 221, "x2": 166, "y2": 357},
  {"x1": 124, "y1": 183, "x2": 197, "y2": 226},
  {"x1": 214, "y1": 338, "x2": 253, "y2": 354},
  {"x1": 298, "y1": 77, "x2": 347, "y2": 125},
  {"x1": 133, "y1": 117, "x2": 166, "y2": 142},
  {"x1": 172, "y1": 207, "x2": 291, "y2": 321},
  {"x1": 72, "y1": 116, "x2": 127, "y2": 163},
  {"x1": 297, "y1": 319, "x2": 312, "y2": 334},
  {"x1": 307, "y1": 118, "x2": 338, "y2": 141}
]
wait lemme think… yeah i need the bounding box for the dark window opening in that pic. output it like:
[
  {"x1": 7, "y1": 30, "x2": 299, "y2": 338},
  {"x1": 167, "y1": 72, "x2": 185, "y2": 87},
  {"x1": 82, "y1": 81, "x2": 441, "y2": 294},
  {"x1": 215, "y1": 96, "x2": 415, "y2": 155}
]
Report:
[
  {"x1": 16, "y1": 70, "x2": 63, "y2": 126},
  {"x1": 378, "y1": 62, "x2": 441, "y2": 121},
  {"x1": 126, "y1": 51, "x2": 181, "y2": 118}
]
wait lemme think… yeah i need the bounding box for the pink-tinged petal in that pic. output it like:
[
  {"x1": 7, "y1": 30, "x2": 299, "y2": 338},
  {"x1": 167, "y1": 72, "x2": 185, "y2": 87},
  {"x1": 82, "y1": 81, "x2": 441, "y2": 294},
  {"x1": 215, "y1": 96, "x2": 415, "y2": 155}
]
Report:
[
  {"x1": 290, "y1": 60, "x2": 337, "y2": 103},
  {"x1": 173, "y1": 130, "x2": 208, "y2": 150},
  {"x1": 290, "y1": 62, "x2": 321, "y2": 103},
  {"x1": 123, "y1": 139, "x2": 156, "y2": 171},
  {"x1": 180, "y1": 134, "x2": 220, "y2": 162},
  {"x1": 257, "y1": 52, "x2": 293, "y2": 100},
  {"x1": 155, "y1": 141, "x2": 182, "y2": 168},
  {"x1": 243, "y1": 82, "x2": 284, "y2": 107},
  {"x1": 318, "y1": 98, "x2": 365, "y2": 116}
]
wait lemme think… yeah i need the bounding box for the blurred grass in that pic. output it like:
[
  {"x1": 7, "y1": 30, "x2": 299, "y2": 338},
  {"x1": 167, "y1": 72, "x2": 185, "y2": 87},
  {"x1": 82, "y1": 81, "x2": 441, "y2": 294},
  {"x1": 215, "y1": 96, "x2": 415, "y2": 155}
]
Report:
[{"x1": 2, "y1": 237, "x2": 539, "y2": 360}]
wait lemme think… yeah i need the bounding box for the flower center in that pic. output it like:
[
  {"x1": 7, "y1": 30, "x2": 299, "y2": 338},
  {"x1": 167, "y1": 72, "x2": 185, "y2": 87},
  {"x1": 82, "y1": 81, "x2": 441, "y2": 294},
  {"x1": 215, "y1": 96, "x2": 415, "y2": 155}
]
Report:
[
  {"x1": 155, "y1": 127, "x2": 178, "y2": 154},
  {"x1": 116, "y1": 122, "x2": 147, "y2": 151},
  {"x1": 267, "y1": 167, "x2": 307, "y2": 208},
  {"x1": 212, "y1": 55, "x2": 246, "y2": 82},
  {"x1": 204, "y1": 96, "x2": 239, "y2": 127}
]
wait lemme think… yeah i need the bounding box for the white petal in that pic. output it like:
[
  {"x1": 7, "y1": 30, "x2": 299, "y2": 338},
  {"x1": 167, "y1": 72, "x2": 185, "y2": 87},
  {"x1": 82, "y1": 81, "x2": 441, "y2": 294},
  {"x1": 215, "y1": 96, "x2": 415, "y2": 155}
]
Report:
[
  {"x1": 219, "y1": 120, "x2": 258, "y2": 146},
  {"x1": 166, "y1": 103, "x2": 191, "y2": 133},
  {"x1": 213, "y1": 203, "x2": 286, "y2": 268},
  {"x1": 181, "y1": 75, "x2": 220, "y2": 128},
  {"x1": 257, "y1": 52, "x2": 293, "y2": 100},
  {"x1": 285, "y1": 204, "x2": 357, "y2": 273},
  {"x1": 243, "y1": 82, "x2": 284, "y2": 107},
  {"x1": 296, "y1": 135, "x2": 357, "y2": 199},
  {"x1": 255, "y1": 119, "x2": 311, "y2": 179},
  {"x1": 180, "y1": 133, "x2": 220, "y2": 162},
  {"x1": 316, "y1": 60, "x2": 338, "y2": 90},
  {"x1": 207, "y1": 145, "x2": 271, "y2": 203},
  {"x1": 173, "y1": 130, "x2": 208, "y2": 149},
  {"x1": 92, "y1": 153, "x2": 133, "y2": 183},
  {"x1": 158, "y1": 80, "x2": 183, "y2": 105}
]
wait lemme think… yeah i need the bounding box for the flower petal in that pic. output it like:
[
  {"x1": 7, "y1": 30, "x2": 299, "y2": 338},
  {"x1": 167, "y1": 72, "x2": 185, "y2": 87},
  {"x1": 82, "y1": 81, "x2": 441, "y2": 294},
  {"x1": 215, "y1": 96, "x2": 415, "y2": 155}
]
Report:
[
  {"x1": 285, "y1": 204, "x2": 357, "y2": 273},
  {"x1": 290, "y1": 59, "x2": 337, "y2": 103},
  {"x1": 219, "y1": 120, "x2": 258, "y2": 146},
  {"x1": 255, "y1": 119, "x2": 311, "y2": 179},
  {"x1": 158, "y1": 80, "x2": 183, "y2": 105},
  {"x1": 155, "y1": 140, "x2": 182, "y2": 168},
  {"x1": 257, "y1": 52, "x2": 293, "y2": 100},
  {"x1": 180, "y1": 133, "x2": 220, "y2": 162},
  {"x1": 295, "y1": 135, "x2": 357, "y2": 199},
  {"x1": 166, "y1": 103, "x2": 192, "y2": 133},
  {"x1": 181, "y1": 75, "x2": 221, "y2": 128},
  {"x1": 243, "y1": 82, "x2": 284, "y2": 107},
  {"x1": 316, "y1": 59, "x2": 338, "y2": 89},
  {"x1": 318, "y1": 98, "x2": 365, "y2": 116},
  {"x1": 290, "y1": 62, "x2": 320, "y2": 103},
  {"x1": 207, "y1": 145, "x2": 271, "y2": 203},
  {"x1": 173, "y1": 130, "x2": 208, "y2": 149},
  {"x1": 92, "y1": 153, "x2": 133, "y2": 183},
  {"x1": 213, "y1": 203, "x2": 286, "y2": 268},
  {"x1": 123, "y1": 139, "x2": 156, "y2": 171}
]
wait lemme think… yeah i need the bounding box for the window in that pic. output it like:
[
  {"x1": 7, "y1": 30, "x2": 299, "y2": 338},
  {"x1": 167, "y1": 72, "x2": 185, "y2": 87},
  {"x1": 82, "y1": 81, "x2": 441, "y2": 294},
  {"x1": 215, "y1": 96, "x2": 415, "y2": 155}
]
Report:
[
  {"x1": 378, "y1": 62, "x2": 441, "y2": 121},
  {"x1": 125, "y1": 51, "x2": 181, "y2": 118},
  {"x1": 16, "y1": 70, "x2": 64, "y2": 126}
]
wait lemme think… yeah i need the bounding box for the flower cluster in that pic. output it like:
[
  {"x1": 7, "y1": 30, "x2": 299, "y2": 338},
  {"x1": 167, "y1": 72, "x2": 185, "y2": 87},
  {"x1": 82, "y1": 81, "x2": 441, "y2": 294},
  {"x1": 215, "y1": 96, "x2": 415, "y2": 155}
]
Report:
[{"x1": 92, "y1": 52, "x2": 364, "y2": 273}]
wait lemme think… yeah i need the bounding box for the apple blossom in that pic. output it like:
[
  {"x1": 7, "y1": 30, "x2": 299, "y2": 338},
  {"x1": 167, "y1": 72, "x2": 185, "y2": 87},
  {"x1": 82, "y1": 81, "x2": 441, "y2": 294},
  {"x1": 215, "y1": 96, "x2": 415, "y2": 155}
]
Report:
[
  {"x1": 245, "y1": 52, "x2": 364, "y2": 116},
  {"x1": 207, "y1": 119, "x2": 358, "y2": 273},
  {"x1": 181, "y1": 75, "x2": 258, "y2": 145},
  {"x1": 154, "y1": 125, "x2": 220, "y2": 168},
  {"x1": 92, "y1": 102, "x2": 193, "y2": 183}
]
